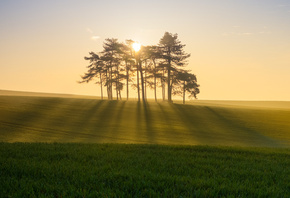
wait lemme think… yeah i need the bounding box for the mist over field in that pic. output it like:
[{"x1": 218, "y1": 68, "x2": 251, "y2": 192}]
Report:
[
  {"x1": 1, "y1": 91, "x2": 290, "y2": 147},
  {"x1": 1, "y1": 0, "x2": 290, "y2": 196},
  {"x1": 1, "y1": 90, "x2": 290, "y2": 197}
]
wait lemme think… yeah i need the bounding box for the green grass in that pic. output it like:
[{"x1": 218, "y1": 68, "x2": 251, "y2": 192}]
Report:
[
  {"x1": 0, "y1": 95, "x2": 290, "y2": 147},
  {"x1": 0, "y1": 143, "x2": 289, "y2": 197},
  {"x1": 1, "y1": 94, "x2": 290, "y2": 196}
]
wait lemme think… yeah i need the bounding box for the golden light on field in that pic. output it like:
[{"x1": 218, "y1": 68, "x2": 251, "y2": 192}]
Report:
[
  {"x1": 132, "y1": 42, "x2": 141, "y2": 52},
  {"x1": 0, "y1": 1, "x2": 290, "y2": 100}
]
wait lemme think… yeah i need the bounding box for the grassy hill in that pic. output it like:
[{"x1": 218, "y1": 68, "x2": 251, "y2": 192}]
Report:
[
  {"x1": 0, "y1": 92, "x2": 289, "y2": 147},
  {"x1": 1, "y1": 91, "x2": 290, "y2": 197},
  {"x1": 0, "y1": 89, "x2": 100, "y2": 99}
]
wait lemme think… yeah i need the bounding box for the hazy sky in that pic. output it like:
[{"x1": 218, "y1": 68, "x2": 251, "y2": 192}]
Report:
[{"x1": 1, "y1": 0, "x2": 290, "y2": 100}]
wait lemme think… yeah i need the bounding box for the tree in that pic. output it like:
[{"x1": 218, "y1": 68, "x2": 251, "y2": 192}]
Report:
[
  {"x1": 121, "y1": 40, "x2": 135, "y2": 100},
  {"x1": 79, "y1": 52, "x2": 105, "y2": 99},
  {"x1": 132, "y1": 42, "x2": 145, "y2": 101},
  {"x1": 174, "y1": 70, "x2": 200, "y2": 104},
  {"x1": 158, "y1": 32, "x2": 190, "y2": 102},
  {"x1": 80, "y1": 33, "x2": 199, "y2": 103},
  {"x1": 137, "y1": 46, "x2": 146, "y2": 102},
  {"x1": 142, "y1": 45, "x2": 161, "y2": 101},
  {"x1": 101, "y1": 38, "x2": 123, "y2": 100}
]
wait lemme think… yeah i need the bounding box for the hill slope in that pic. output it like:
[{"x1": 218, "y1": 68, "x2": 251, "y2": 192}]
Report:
[
  {"x1": 0, "y1": 95, "x2": 290, "y2": 147},
  {"x1": 0, "y1": 89, "x2": 100, "y2": 99}
]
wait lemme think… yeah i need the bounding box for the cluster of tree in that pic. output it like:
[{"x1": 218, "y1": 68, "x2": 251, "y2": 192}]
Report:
[{"x1": 79, "y1": 32, "x2": 200, "y2": 104}]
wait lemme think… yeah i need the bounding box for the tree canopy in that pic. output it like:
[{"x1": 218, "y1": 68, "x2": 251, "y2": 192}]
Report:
[{"x1": 79, "y1": 32, "x2": 200, "y2": 103}]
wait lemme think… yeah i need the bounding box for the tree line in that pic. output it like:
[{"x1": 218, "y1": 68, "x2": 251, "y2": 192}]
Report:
[{"x1": 79, "y1": 32, "x2": 200, "y2": 104}]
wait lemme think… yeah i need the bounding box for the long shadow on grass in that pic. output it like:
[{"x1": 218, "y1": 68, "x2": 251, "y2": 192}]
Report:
[
  {"x1": 22, "y1": 99, "x2": 111, "y2": 142},
  {"x1": 110, "y1": 101, "x2": 126, "y2": 134},
  {"x1": 68, "y1": 100, "x2": 105, "y2": 132},
  {"x1": 172, "y1": 104, "x2": 217, "y2": 144},
  {"x1": 52, "y1": 100, "x2": 106, "y2": 141},
  {"x1": 136, "y1": 102, "x2": 143, "y2": 139},
  {"x1": 135, "y1": 102, "x2": 156, "y2": 143},
  {"x1": 143, "y1": 102, "x2": 156, "y2": 143},
  {"x1": 93, "y1": 100, "x2": 118, "y2": 131},
  {"x1": 136, "y1": 101, "x2": 142, "y2": 129},
  {"x1": 157, "y1": 103, "x2": 177, "y2": 134},
  {"x1": 7, "y1": 97, "x2": 65, "y2": 125},
  {"x1": 205, "y1": 107, "x2": 281, "y2": 147},
  {"x1": 0, "y1": 98, "x2": 66, "y2": 138},
  {"x1": 91, "y1": 100, "x2": 138, "y2": 142},
  {"x1": 173, "y1": 104, "x2": 282, "y2": 146},
  {"x1": 2, "y1": 98, "x2": 108, "y2": 142}
]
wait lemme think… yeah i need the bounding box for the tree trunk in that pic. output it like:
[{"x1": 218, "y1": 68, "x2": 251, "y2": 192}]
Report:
[
  {"x1": 137, "y1": 66, "x2": 140, "y2": 101},
  {"x1": 116, "y1": 65, "x2": 119, "y2": 100},
  {"x1": 162, "y1": 68, "x2": 165, "y2": 101},
  {"x1": 126, "y1": 62, "x2": 129, "y2": 100},
  {"x1": 153, "y1": 60, "x2": 157, "y2": 102},
  {"x1": 167, "y1": 68, "x2": 171, "y2": 102},
  {"x1": 183, "y1": 80, "x2": 185, "y2": 104},
  {"x1": 106, "y1": 70, "x2": 109, "y2": 99},
  {"x1": 110, "y1": 67, "x2": 113, "y2": 100},
  {"x1": 107, "y1": 69, "x2": 111, "y2": 100},
  {"x1": 139, "y1": 60, "x2": 145, "y2": 102},
  {"x1": 144, "y1": 61, "x2": 147, "y2": 100},
  {"x1": 116, "y1": 82, "x2": 118, "y2": 100},
  {"x1": 167, "y1": 56, "x2": 172, "y2": 102},
  {"x1": 100, "y1": 74, "x2": 103, "y2": 100}
]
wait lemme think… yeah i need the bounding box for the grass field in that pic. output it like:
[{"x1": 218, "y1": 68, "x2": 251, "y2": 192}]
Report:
[
  {"x1": 0, "y1": 94, "x2": 290, "y2": 147},
  {"x1": 0, "y1": 92, "x2": 290, "y2": 196},
  {"x1": 1, "y1": 143, "x2": 289, "y2": 197}
]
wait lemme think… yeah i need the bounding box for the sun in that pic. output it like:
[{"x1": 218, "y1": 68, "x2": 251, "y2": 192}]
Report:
[{"x1": 132, "y1": 42, "x2": 141, "y2": 52}]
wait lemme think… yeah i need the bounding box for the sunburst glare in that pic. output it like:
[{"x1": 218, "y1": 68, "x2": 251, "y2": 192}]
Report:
[{"x1": 132, "y1": 42, "x2": 141, "y2": 52}]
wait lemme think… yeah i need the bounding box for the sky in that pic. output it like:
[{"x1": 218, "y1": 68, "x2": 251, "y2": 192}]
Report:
[{"x1": 0, "y1": 0, "x2": 290, "y2": 101}]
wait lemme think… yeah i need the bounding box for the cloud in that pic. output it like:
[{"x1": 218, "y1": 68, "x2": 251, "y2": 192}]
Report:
[
  {"x1": 91, "y1": 36, "x2": 100, "y2": 41},
  {"x1": 242, "y1": 33, "x2": 252, "y2": 36},
  {"x1": 222, "y1": 25, "x2": 272, "y2": 37},
  {"x1": 222, "y1": 31, "x2": 272, "y2": 37},
  {"x1": 222, "y1": 32, "x2": 252, "y2": 36},
  {"x1": 86, "y1": 28, "x2": 93, "y2": 33},
  {"x1": 86, "y1": 28, "x2": 100, "y2": 41}
]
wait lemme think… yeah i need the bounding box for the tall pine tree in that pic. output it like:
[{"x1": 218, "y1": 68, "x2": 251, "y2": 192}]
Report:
[{"x1": 158, "y1": 32, "x2": 190, "y2": 102}]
